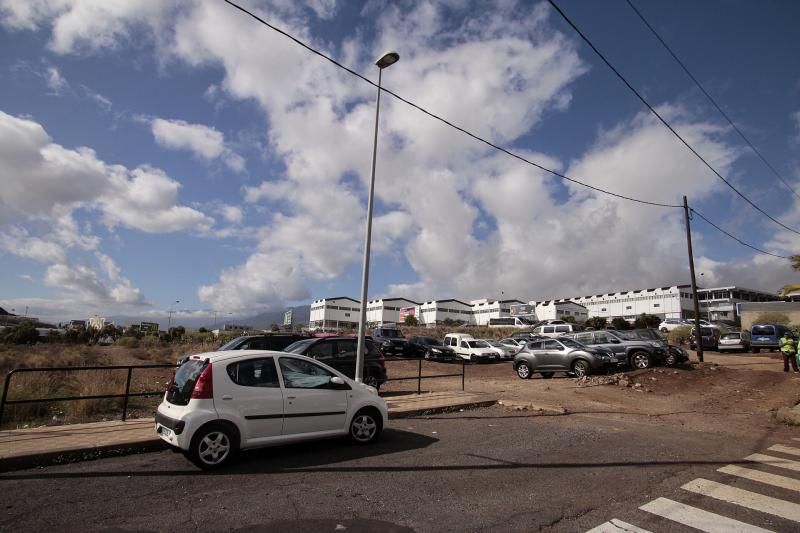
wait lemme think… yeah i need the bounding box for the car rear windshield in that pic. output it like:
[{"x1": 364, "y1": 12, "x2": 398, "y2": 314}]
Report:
[
  {"x1": 166, "y1": 359, "x2": 206, "y2": 406},
  {"x1": 752, "y1": 325, "x2": 776, "y2": 336},
  {"x1": 283, "y1": 339, "x2": 316, "y2": 353},
  {"x1": 720, "y1": 333, "x2": 742, "y2": 340},
  {"x1": 218, "y1": 337, "x2": 245, "y2": 351}
]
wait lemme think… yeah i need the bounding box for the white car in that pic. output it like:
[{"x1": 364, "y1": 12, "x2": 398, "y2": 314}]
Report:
[
  {"x1": 658, "y1": 318, "x2": 690, "y2": 332},
  {"x1": 155, "y1": 350, "x2": 388, "y2": 470}
]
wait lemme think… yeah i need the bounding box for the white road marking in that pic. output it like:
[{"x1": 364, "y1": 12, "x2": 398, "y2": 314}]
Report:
[
  {"x1": 719, "y1": 465, "x2": 800, "y2": 493},
  {"x1": 746, "y1": 453, "x2": 800, "y2": 473},
  {"x1": 640, "y1": 497, "x2": 774, "y2": 533},
  {"x1": 683, "y1": 478, "x2": 800, "y2": 523},
  {"x1": 585, "y1": 518, "x2": 653, "y2": 533},
  {"x1": 768, "y1": 444, "x2": 800, "y2": 457}
]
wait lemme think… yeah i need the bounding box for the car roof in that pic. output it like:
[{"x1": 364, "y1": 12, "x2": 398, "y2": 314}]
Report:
[{"x1": 186, "y1": 349, "x2": 306, "y2": 364}]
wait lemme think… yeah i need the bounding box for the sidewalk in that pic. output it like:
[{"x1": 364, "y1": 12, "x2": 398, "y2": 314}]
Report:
[{"x1": 0, "y1": 391, "x2": 496, "y2": 471}]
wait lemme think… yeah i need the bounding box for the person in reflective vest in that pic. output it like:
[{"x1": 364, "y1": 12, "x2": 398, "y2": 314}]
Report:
[{"x1": 780, "y1": 333, "x2": 799, "y2": 372}]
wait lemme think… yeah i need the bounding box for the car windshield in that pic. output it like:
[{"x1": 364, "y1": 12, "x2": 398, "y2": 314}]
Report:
[
  {"x1": 752, "y1": 325, "x2": 775, "y2": 336},
  {"x1": 467, "y1": 340, "x2": 490, "y2": 348},
  {"x1": 720, "y1": 333, "x2": 741, "y2": 340},
  {"x1": 629, "y1": 329, "x2": 664, "y2": 341},
  {"x1": 559, "y1": 338, "x2": 584, "y2": 349},
  {"x1": 283, "y1": 339, "x2": 315, "y2": 353},
  {"x1": 421, "y1": 337, "x2": 442, "y2": 346},
  {"x1": 218, "y1": 337, "x2": 246, "y2": 351},
  {"x1": 379, "y1": 329, "x2": 403, "y2": 338},
  {"x1": 487, "y1": 341, "x2": 504, "y2": 347}
]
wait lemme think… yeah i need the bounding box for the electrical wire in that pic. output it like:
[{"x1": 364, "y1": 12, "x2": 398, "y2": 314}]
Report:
[
  {"x1": 690, "y1": 208, "x2": 789, "y2": 259},
  {"x1": 223, "y1": 0, "x2": 681, "y2": 208},
  {"x1": 625, "y1": 0, "x2": 800, "y2": 202},
  {"x1": 547, "y1": 0, "x2": 800, "y2": 236}
]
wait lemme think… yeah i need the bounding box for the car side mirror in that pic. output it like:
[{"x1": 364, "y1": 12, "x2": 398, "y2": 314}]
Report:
[
  {"x1": 611, "y1": 339, "x2": 621, "y2": 344},
  {"x1": 330, "y1": 376, "x2": 350, "y2": 390}
]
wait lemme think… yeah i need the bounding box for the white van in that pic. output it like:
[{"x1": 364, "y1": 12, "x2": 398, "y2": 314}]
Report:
[
  {"x1": 488, "y1": 317, "x2": 534, "y2": 329},
  {"x1": 443, "y1": 333, "x2": 497, "y2": 362},
  {"x1": 533, "y1": 324, "x2": 580, "y2": 338}
]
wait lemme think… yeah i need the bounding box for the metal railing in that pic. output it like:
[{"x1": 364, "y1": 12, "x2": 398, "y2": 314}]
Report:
[
  {"x1": 381, "y1": 357, "x2": 466, "y2": 394},
  {"x1": 0, "y1": 364, "x2": 175, "y2": 428}
]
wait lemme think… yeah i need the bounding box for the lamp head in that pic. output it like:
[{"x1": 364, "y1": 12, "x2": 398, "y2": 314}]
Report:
[{"x1": 376, "y1": 51, "x2": 399, "y2": 69}]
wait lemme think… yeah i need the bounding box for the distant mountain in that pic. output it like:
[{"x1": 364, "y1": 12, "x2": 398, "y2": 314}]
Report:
[
  {"x1": 107, "y1": 305, "x2": 311, "y2": 331},
  {"x1": 240, "y1": 305, "x2": 311, "y2": 330}
]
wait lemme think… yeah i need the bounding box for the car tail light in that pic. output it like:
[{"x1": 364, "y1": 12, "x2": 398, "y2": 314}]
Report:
[{"x1": 191, "y1": 363, "x2": 213, "y2": 399}]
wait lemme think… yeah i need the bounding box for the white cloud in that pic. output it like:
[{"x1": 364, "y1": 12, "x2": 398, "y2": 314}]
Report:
[
  {"x1": 219, "y1": 205, "x2": 243, "y2": 224},
  {"x1": 45, "y1": 65, "x2": 68, "y2": 93},
  {"x1": 151, "y1": 117, "x2": 245, "y2": 171},
  {"x1": 0, "y1": 227, "x2": 66, "y2": 263}
]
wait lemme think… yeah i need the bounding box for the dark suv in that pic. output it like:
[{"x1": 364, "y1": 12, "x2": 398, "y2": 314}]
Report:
[
  {"x1": 218, "y1": 334, "x2": 309, "y2": 352},
  {"x1": 371, "y1": 327, "x2": 408, "y2": 356},
  {"x1": 283, "y1": 336, "x2": 387, "y2": 389},
  {"x1": 563, "y1": 329, "x2": 666, "y2": 369}
]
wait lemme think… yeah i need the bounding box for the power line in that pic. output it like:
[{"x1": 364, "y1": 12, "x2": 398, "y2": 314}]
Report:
[
  {"x1": 223, "y1": 0, "x2": 681, "y2": 209},
  {"x1": 625, "y1": 0, "x2": 800, "y2": 202},
  {"x1": 546, "y1": 0, "x2": 800, "y2": 237},
  {"x1": 690, "y1": 208, "x2": 789, "y2": 259}
]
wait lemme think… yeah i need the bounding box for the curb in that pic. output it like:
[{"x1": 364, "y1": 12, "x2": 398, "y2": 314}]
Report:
[{"x1": 0, "y1": 401, "x2": 497, "y2": 472}]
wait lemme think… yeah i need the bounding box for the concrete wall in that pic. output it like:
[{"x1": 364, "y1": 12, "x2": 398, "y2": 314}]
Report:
[{"x1": 739, "y1": 302, "x2": 800, "y2": 330}]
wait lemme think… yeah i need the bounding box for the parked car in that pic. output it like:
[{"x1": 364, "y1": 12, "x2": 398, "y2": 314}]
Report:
[
  {"x1": 750, "y1": 323, "x2": 789, "y2": 353},
  {"x1": 282, "y1": 336, "x2": 387, "y2": 389},
  {"x1": 487, "y1": 317, "x2": 535, "y2": 328},
  {"x1": 498, "y1": 338, "x2": 527, "y2": 351},
  {"x1": 658, "y1": 318, "x2": 690, "y2": 333},
  {"x1": 218, "y1": 334, "x2": 309, "y2": 352},
  {"x1": 717, "y1": 331, "x2": 751, "y2": 352},
  {"x1": 443, "y1": 333, "x2": 497, "y2": 362},
  {"x1": 156, "y1": 350, "x2": 388, "y2": 469},
  {"x1": 509, "y1": 331, "x2": 543, "y2": 342},
  {"x1": 532, "y1": 323, "x2": 581, "y2": 338},
  {"x1": 483, "y1": 340, "x2": 516, "y2": 359},
  {"x1": 562, "y1": 330, "x2": 666, "y2": 369},
  {"x1": 512, "y1": 337, "x2": 617, "y2": 379},
  {"x1": 689, "y1": 327, "x2": 720, "y2": 351},
  {"x1": 407, "y1": 336, "x2": 455, "y2": 360},
  {"x1": 371, "y1": 326, "x2": 408, "y2": 356},
  {"x1": 626, "y1": 328, "x2": 689, "y2": 366}
]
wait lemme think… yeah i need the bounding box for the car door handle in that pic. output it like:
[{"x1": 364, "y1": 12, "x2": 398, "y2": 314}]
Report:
[
  {"x1": 222, "y1": 395, "x2": 232, "y2": 400},
  {"x1": 287, "y1": 395, "x2": 296, "y2": 400}
]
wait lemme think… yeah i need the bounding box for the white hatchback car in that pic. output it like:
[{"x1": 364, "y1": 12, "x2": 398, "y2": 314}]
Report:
[{"x1": 155, "y1": 350, "x2": 388, "y2": 469}]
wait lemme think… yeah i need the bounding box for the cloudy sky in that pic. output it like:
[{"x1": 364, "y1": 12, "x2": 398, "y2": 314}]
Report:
[{"x1": 1, "y1": 0, "x2": 799, "y2": 325}]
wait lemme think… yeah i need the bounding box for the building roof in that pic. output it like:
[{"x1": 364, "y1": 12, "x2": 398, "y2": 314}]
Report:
[
  {"x1": 318, "y1": 296, "x2": 360, "y2": 304},
  {"x1": 367, "y1": 297, "x2": 421, "y2": 304}
]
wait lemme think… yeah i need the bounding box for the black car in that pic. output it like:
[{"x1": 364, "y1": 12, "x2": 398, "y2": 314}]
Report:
[
  {"x1": 407, "y1": 336, "x2": 455, "y2": 359},
  {"x1": 690, "y1": 327, "x2": 720, "y2": 351},
  {"x1": 626, "y1": 328, "x2": 690, "y2": 366},
  {"x1": 218, "y1": 334, "x2": 309, "y2": 352},
  {"x1": 371, "y1": 327, "x2": 408, "y2": 356},
  {"x1": 283, "y1": 336, "x2": 387, "y2": 389}
]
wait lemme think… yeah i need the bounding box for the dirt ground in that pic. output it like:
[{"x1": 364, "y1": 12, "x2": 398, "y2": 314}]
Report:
[{"x1": 381, "y1": 350, "x2": 800, "y2": 438}]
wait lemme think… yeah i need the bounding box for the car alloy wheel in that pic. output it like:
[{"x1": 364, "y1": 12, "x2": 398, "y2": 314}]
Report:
[
  {"x1": 424, "y1": 350, "x2": 431, "y2": 360},
  {"x1": 632, "y1": 352, "x2": 651, "y2": 369},
  {"x1": 363, "y1": 374, "x2": 379, "y2": 388},
  {"x1": 190, "y1": 425, "x2": 236, "y2": 469},
  {"x1": 516, "y1": 362, "x2": 531, "y2": 379},
  {"x1": 350, "y1": 410, "x2": 380, "y2": 443},
  {"x1": 572, "y1": 360, "x2": 590, "y2": 378},
  {"x1": 664, "y1": 352, "x2": 677, "y2": 367}
]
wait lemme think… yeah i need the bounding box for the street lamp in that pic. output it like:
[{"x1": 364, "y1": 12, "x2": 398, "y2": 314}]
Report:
[
  {"x1": 167, "y1": 300, "x2": 180, "y2": 330},
  {"x1": 355, "y1": 51, "x2": 399, "y2": 384}
]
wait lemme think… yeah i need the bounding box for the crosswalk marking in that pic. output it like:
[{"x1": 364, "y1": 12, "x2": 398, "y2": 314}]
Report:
[
  {"x1": 719, "y1": 464, "x2": 800, "y2": 493},
  {"x1": 640, "y1": 497, "x2": 774, "y2": 532},
  {"x1": 768, "y1": 444, "x2": 800, "y2": 457},
  {"x1": 746, "y1": 453, "x2": 800, "y2": 473},
  {"x1": 585, "y1": 518, "x2": 653, "y2": 533},
  {"x1": 682, "y1": 478, "x2": 800, "y2": 523}
]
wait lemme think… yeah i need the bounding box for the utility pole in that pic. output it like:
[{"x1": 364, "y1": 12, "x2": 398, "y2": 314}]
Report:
[{"x1": 683, "y1": 196, "x2": 704, "y2": 363}]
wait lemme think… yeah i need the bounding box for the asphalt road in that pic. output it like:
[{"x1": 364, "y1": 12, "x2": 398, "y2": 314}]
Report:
[{"x1": 1, "y1": 408, "x2": 798, "y2": 532}]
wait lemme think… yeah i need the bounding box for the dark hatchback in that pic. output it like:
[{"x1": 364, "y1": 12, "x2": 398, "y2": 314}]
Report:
[
  {"x1": 283, "y1": 336, "x2": 388, "y2": 389},
  {"x1": 407, "y1": 336, "x2": 455, "y2": 360}
]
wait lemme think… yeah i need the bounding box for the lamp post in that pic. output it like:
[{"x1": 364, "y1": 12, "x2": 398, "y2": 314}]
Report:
[
  {"x1": 355, "y1": 51, "x2": 399, "y2": 384},
  {"x1": 167, "y1": 300, "x2": 180, "y2": 330}
]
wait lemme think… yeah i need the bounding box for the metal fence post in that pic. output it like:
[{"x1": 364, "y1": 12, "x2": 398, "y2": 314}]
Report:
[
  {"x1": 0, "y1": 371, "x2": 13, "y2": 428},
  {"x1": 417, "y1": 359, "x2": 422, "y2": 394},
  {"x1": 121, "y1": 367, "x2": 133, "y2": 422},
  {"x1": 461, "y1": 361, "x2": 465, "y2": 391}
]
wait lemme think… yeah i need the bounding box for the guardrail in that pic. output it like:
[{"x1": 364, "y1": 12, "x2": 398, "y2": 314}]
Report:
[
  {"x1": 381, "y1": 357, "x2": 466, "y2": 394},
  {"x1": 0, "y1": 364, "x2": 175, "y2": 428}
]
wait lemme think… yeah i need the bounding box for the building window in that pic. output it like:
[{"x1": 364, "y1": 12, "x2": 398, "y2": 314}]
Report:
[
  {"x1": 653, "y1": 304, "x2": 660, "y2": 308},
  {"x1": 626, "y1": 306, "x2": 632, "y2": 310}
]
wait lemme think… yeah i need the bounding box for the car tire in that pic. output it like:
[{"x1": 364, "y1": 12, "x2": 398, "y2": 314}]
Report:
[
  {"x1": 349, "y1": 408, "x2": 382, "y2": 444},
  {"x1": 516, "y1": 362, "x2": 532, "y2": 379},
  {"x1": 424, "y1": 350, "x2": 431, "y2": 360},
  {"x1": 187, "y1": 423, "x2": 238, "y2": 470},
  {"x1": 571, "y1": 360, "x2": 590, "y2": 378},
  {"x1": 664, "y1": 352, "x2": 677, "y2": 367},
  {"x1": 752, "y1": 348, "x2": 760, "y2": 354},
  {"x1": 541, "y1": 372, "x2": 554, "y2": 379},
  {"x1": 660, "y1": 327, "x2": 668, "y2": 333},
  {"x1": 630, "y1": 351, "x2": 651, "y2": 369}
]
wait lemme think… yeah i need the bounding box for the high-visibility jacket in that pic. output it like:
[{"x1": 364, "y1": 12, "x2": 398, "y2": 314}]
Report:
[{"x1": 780, "y1": 336, "x2": 796, "y2": 354}]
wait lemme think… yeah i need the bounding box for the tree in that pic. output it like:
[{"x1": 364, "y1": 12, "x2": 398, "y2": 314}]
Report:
[
  {"x1": 563, "y1": 315, "x2": 576, "y2": 324},
  {"x1": 198, "y1": 327, "x2": 208, "y2": 333},
  {"x1": 611, "y1": 318, "x2": 630, "y2": 330},
  {"x1": 633, "y1": 313, "x2": 661, "y2": 329},
  {"x1": 753, "y1": 312, "x2": 790, "y2": 326},
  {"x1": 0, "y1": 320, "x2": 40, "y2": 344},
  {"x1": 404, "y1": 315, "x2": 419, "y2": 326},
  {"x1": 585, "y1": 316, "x2": 607, "y2": 330}
]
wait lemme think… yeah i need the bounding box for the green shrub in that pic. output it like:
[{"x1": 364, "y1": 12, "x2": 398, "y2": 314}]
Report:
[
  {"x1": 754, "y1": 312, "x2": 791, "y2": 326},
  {"x1": 668, "y1": 326, "x2": 693, "y2": 345}
]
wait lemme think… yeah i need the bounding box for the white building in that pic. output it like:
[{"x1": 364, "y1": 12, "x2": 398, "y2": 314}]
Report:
[
  {"x1": 534, "y1": 301, "x2": 588, "y2": 322},
  {"x1": 417, "y1": 299, "x2": 474, "y2": 326},
  {"x1": 309, "y1": 297, "x2": 361, "y2": 331},
  {"x1": 365, "y1": 298, "x2": 421, "y2": 326},
  {"x1": 557, "y1": 286, "x2": 691, "y2": 321},
  {"x1": 470, "y1": 298, "x2": 525, "y2": 326},
  {"x1": 697, "y1": 286, "x2": 780, "y2": 322}
]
